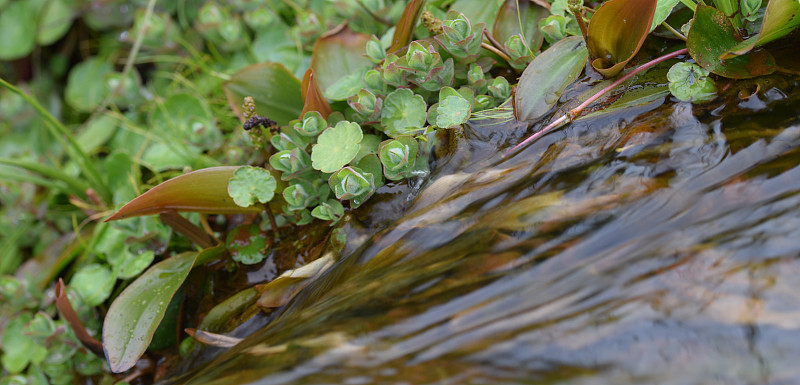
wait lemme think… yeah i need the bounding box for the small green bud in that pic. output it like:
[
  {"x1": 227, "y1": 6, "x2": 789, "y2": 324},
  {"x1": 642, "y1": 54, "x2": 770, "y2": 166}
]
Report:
[
  {"x1": 364, "y1": 69, "x2": 383, "y2": 91},
  {"x1": 488, "y1": 76, "x2": 511, "y2": 100},
  {"x1": 366, "y1": 38, "x2": 385, "y2": 63},
  {"x1": 443, "y1": 13, "x2": 471, "y2": 42},
  {"x1": 406, "y1": 41, "x2": 433, "y2": 71},
  {"x1": 467, "y1": 63, "x2": 484, "y2": 85}
]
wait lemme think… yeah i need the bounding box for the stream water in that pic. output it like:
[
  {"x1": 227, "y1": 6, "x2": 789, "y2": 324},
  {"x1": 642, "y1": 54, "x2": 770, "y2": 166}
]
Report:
[{"x1": 175, "y1": 75, "x2": 800, "y2": 384}]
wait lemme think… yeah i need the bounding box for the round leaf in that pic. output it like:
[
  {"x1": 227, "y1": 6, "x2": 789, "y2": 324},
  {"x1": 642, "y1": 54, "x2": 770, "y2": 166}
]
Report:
[
  {"x1": 0, "y1": 1, "x2": 36, "y2": 60},
  {"x1": 227, "y1": 166, "x2": 278, "y2": 207},
  {"x1": 65, "y1": 58, "x2": 114, "y2": 112},
  {"x1": 311, "y1": 121, "x2": 364, "y2": 173},
  {"x1": 37, "y1": 0, "x2": 74, "y2": 45},
  {"x1": 380, "y1": 89, "x2": 427, "y2": 138},
  {"x1": 226, "y1": 224, "x2": 269, "y2": 265},
  {"x1": 667, "y1": 62, "x2": 716, "y2": 103},
  {"x1": 436, "y1": 95, "x2": 472, "y2": 128},
  {"x1": 71, "y1": 264, "x2": 116, "y2": 307}
]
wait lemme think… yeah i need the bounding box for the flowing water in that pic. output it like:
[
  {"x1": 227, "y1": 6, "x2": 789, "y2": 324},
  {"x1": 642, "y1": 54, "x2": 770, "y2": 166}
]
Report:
[{"x1": 175, "y1": 75, "x2": 800, "y2": 385}]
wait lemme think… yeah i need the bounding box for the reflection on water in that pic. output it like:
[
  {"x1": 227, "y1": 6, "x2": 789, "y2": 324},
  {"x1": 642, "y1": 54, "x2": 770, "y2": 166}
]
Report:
[{"x1": 179, "y1": 77, "x2": 800, "y2": 385}]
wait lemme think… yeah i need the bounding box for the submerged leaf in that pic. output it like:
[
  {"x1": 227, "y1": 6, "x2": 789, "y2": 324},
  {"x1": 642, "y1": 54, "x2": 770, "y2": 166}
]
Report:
[
  {"x1": 103, "y1": 250, "x2": 197, "y2": 372},
  {"x1": 513, "y1": 36, "x2": 588, "y2": 122},
  {"x1": 226, "y1": 224, "x2": 269, "y2": 265},
  {"x1": 587, "y1": 0, "x2": 658, "y2": 77},
  {"x1": 107, "y1": 167, "x2": 263, "y2": 221},
  {"x1": 687, "y1": 5, "x2": 775, "y2": 79}
]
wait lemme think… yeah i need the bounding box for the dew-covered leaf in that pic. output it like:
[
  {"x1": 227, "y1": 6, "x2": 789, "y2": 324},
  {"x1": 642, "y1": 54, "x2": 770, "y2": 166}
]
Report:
[
  {"x1": 688, "y1": 5, "x2": 775, "y2": 79},
  {"x1": 107, "y1": 167, "x2": 264, "y2": 221},
  {"x1": 103, "y1": 250, "x2": 199, "y2": 373},
  {"x1": 667, "y1": 62, "x2": 717, "y2": 103},
  {"x1": 311, "y1": 121, "x2": 364, "y2": 173},
  {"x1": 587, "y1": 0, "x2": 658, "y2": 77},
  {"x1": 513, "y1": 36, "x2": 588, "y2": 121},
  {"x1": 227, "y1": 166, "x2": 278, "y2": 207},
  {"x1": 328, "y1": 166, "x2": 375, "y2": 208},
  {"x1": 380, "y1": 88, "x2": 427, "y2": 138}
]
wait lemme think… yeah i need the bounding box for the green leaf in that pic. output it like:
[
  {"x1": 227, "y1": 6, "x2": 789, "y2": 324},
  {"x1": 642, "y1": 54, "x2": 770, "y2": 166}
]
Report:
[
  {"x1": 1, "y1": 315, "x2": 37, "y2": 373},
  {"x1": 310, "y1": 26, "x2": 374, "y2": 99},
  {"x1": 269, "y1": 148, "x2": 312, "y2": 180},
  {"x1": 587, "y1": 0, "x2": 658, "y2": 77},
  {"x1": 311, "y1": 199, "x2": 345, "y2": 222},
  {"x1": 328, "y1": 166, "x2": 375, "y2": 208},
  {"x1": 226, "y1": 225, "x2": 269, "y2": 265},
  {"x1": 436, "y1": 87, "x2": 472, "y2": 128},
  {"x1": 378, "y1": 136, "x2": 419, "y2": 181},
  {"x1": 651, "y1": 0, "x2": 682, "y2": 31},
  {"x1": 70, "y1": 264, "x2": 116, "y2": 307},
  {"x1": 311, "y1": 121, "x2": 364, "y2": 173},
  {"x1": 513, "y1": 36, "x2": 588, "y2": 122},
  {"x1": 324, "y1": 68, "x2": 370, "y2": 101},
  {"x1": 493, "y1": 0, "x2": 548, "y2": 53},
  {"x1": 103, "y1": 250, "x2": 202, "y2": 373},
  {"x1": 227, "y1": 166, "x2": 278, "y2": 207},
  {"x1": 380, "y1": 89, "x2": 427, "y2": 138},
  {"x1": 65, "y1": 58, "x2": 114, "y2": 112},
  {"x1": 294, "y1": 111, "x2": 326, "y2": 137},
  {"x1": 688, "y1": 5, "x2": 776, "y2": 79},
  {"x1": 667, "y1": 62, "x2": 716, "y2": 103},
  {"x1": 722, "y1": 0, "x2": 800, "y2": 58},
  {"x1": 107, "y1": 167, "x2": 264, "y2": 221},
  {"x1": 0, "y1": 1, "x2": 36, "y2": 60},
  {"x1": 36, "y1": 0, "x2": 74, "y2": 45},
  {"x1": 223, "y1": 62, "x2": 303, "y2": 126},
  {"x1": 116, "y1": 250, "x2": 156, "y2": 280},
  {"x1": 77, "y1": 114, "x2": 118, "y2": 154},
  {"x1": 450, "y1": 0, "x2": 504, "y2": 28}
]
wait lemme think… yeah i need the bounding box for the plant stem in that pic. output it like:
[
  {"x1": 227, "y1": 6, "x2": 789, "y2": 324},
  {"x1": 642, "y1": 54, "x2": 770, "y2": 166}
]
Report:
[
  {"x1": 481, "y1": 42, "x2": 513, "y2": 65},
  {"x1": 661, "y1": 21, "x2": 687, "y2": 41},
  {"x1": 504, "y1": 48, "x2": 689, "y2": 157},
  {"x1": 265, "y1": 205, "x2": 279, "y2": 239}
]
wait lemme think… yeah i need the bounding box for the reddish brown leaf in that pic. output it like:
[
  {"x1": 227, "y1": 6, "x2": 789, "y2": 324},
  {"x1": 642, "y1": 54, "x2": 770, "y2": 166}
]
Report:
[
  {"x1": 388, "y1": 0, "x2": 425, "y2": 54},
  {"x1": 55, "y1": 278, "x2": 105, "y2": 357},
  {"x1": 300, "y1": 68, "x2": 332, "y2": 119},
  {"x1": 106, "y1": 167, "x2": 263, "y2": 221},
  {"x1": 587, "y1": 0, "x2": 658, "y2": 78}
]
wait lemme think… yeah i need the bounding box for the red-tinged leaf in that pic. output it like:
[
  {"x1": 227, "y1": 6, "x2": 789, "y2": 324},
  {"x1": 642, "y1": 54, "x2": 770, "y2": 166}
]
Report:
[
  {"x1": 493, "y1": 0, "x2": 548, "y2": 53},
  {"x1": 721, "y1": 0, "x2": 800, "y2": 59},
  {"x1": 106, "y1": 166, "x2": 262, "y2": 221},
  {"x1": 587, "y1": 0, "x2": 658, "y2": 78},
  {"x1": 223, "y1": 62, "x2": 303, "y2": 126},
  {"x1": 300, "y1": 68, "x2": 332, "y2": 119},
  {"x1": 688, "y1": 5, "x2": 776, "y2": 79},
  {"x1": 311, "y1": 25, "x2": 374, "y2": 100},
  {"x1": 388, "y1": 0, "x2": 425, "y2": 54},
  {"x1": 55, "y1": 279, "x2": 105, "y2": 357}
]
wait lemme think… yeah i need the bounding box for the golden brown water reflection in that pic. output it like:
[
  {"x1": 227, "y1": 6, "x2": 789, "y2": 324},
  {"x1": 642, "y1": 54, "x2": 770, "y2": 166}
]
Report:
[{"x1": 174, "y1": 75, "x2": 800, "y2": 385}]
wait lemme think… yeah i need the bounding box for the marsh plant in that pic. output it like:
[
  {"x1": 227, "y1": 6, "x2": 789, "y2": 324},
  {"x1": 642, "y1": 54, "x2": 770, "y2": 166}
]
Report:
[{"x1": 1, "y1": 0, "x2": 798, "y2": 381}]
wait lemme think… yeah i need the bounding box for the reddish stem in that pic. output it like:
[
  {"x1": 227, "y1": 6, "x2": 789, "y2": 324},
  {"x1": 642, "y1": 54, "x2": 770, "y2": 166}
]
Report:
[{"x1": 504, "y1": 48, "x2": 689, "y2": 157}]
